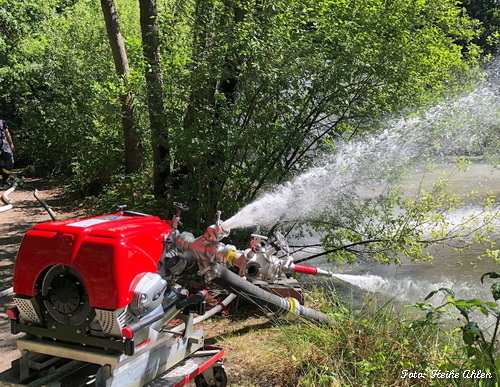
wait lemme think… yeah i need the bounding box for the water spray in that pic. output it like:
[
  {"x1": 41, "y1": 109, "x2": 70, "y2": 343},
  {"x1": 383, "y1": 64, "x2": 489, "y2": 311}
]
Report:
[{"x1": 221, "y1": 68, "x2": 500, "y2": 232}]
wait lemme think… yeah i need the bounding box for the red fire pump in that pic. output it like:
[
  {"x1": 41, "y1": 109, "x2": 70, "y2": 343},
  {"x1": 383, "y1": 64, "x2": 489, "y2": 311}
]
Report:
[{"x1": 4, "y1": 203, "x2": 333, "y2": 386}]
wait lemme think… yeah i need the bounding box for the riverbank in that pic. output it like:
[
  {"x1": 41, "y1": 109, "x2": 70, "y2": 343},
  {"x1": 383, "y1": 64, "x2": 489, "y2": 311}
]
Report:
[{"x1": 200, "y1": 285, "x2": 499, "y2": 386}]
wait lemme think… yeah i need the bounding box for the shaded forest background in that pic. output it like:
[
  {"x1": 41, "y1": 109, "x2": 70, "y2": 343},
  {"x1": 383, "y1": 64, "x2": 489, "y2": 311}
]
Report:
[{"x1": 0, "y1": 0, "x2": 498, "y2": 232}]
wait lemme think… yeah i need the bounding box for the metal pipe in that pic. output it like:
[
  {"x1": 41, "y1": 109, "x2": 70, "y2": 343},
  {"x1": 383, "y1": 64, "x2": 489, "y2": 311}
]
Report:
[
  {"x1": 171, "y1": 293, "x2": 237, "y2": 333},
  {"x1": 125, "y1": 290, "x2": 209, "y2": 334}
]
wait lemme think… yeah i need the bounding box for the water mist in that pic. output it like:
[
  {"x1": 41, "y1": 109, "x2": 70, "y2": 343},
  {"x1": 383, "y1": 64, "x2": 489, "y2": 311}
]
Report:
[{"x1": 222, "y1": 61, "x2": 500, "y2": 232}]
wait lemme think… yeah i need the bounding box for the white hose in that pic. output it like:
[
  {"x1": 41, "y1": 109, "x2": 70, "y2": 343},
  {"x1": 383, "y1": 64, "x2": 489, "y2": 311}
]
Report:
[
  {"x1": 0, "y1": 186, "x2": 14, "y2": 212},
  {"x1": 0, "y1": 203, "x2": 13, "y2": 212},
  {"x1": 0, "y1": 287, "x2": 13, "y2": 299},
  {"x1": 1, "y1": 185, "x2": 15, "y2": 204}
]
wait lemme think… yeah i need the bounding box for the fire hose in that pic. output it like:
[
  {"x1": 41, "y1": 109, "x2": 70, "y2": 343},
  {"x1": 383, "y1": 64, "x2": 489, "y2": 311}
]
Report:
[
  {"x1": 0, "y1": 185, "x2": 15, "y2": 213},
  {"x1": 3, "y1": 202, "x2": 339, "y2": 387},
  {"x1": 34, "y1": 189, "x2": 58, "y2": 221},
  {"x1": 213, "y1": 264, "x2": 333, "y2": 324},
  {"x1": 172, "y1": 210, "x2": 335, "y2": 324}
]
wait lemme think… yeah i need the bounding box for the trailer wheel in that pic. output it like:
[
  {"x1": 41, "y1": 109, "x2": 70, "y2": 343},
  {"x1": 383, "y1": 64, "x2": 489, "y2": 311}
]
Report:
[{"x1": 194, "y1": 366, "x2": 227, "y2": 387}]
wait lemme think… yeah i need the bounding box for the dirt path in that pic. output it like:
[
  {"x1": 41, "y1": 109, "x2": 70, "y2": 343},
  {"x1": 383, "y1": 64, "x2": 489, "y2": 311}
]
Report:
[{"x1": 0, "y1": 178, "x2": 86, "y2": 373}]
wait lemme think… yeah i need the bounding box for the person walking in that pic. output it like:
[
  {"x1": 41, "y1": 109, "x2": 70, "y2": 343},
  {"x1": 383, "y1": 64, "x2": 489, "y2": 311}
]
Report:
[{"x1": 0, "y1": 119, "x2": 15, "y2": 189}]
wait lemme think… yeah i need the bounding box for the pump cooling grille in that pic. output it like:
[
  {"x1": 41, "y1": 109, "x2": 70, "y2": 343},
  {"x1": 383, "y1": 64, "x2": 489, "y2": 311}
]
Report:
[
  {"x1": 95, "y1": 307, "x2": 135, "y2": 337},
  {"x1": 14, "y1": 296, "x2": 42, "y2": 324}
]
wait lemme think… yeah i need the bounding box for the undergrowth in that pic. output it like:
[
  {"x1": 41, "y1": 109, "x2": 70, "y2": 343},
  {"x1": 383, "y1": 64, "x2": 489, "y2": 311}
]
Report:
[
  {"x1": 79, "y1": 173, "x2": 171, "y2": 217},
  {"x1": 268, "y1": 287, "x2": 499, "y2": 387}
]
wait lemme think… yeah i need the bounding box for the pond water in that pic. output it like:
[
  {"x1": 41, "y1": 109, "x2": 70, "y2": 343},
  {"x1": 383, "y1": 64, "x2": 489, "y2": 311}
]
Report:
[{"x1": 309, "y1": 162, "x2": 500, "y2": 326}]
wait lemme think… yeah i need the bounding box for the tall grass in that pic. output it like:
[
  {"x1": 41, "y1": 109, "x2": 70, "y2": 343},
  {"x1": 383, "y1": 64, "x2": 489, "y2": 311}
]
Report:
[{"x1": 268, "y1": 287, "x2": 497, "y2": 387}]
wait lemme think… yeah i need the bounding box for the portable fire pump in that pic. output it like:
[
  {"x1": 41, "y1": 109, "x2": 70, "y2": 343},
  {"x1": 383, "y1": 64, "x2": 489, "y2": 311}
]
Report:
[{"x1": 3, "y1": 202, "x2": 333, "y2": 386}]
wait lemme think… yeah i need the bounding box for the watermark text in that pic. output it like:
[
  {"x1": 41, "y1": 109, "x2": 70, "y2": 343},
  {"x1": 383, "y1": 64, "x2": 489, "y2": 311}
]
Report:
[{"x1": 401, "y1": 369, "x2": 492, "y2": 379}]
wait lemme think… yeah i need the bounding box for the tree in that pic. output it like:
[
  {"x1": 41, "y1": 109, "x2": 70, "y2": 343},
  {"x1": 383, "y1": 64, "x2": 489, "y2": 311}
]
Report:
[
  {"x1": 0, "y1": 0, "x2": 486, "y2": 240},
  {"x1": 100, "y1": 0, "x2": 144, "y2": 173},
  {"x1": 162, "y1": 0, "x2": 481, "y2": 230},
  {"x1": 139, "y1": 0, "x2": 170, "y2": 196},
  {"x1": 176, "y1": 0, "x2": 247, "y2": 228},
  {"x1": 0, "y1": 0, "x2": 144, "y2": 194},
  {"x1": 459, "y1": 0, "x2": 500, "y2": 56}
]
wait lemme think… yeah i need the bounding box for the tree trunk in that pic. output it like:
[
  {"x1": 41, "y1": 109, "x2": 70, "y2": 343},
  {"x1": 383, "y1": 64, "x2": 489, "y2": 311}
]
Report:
[
  {"x1": 100, "y1": 0, "x2": 143, "y2": 173},
  {"x1": 138, "y1": 0, "x2": 170, "y2": 196}
]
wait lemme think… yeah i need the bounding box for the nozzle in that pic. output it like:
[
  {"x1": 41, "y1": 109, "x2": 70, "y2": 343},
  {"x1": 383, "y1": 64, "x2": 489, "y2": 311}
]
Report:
[
  {"x1": 288, "y1": 264, "x2": 333, "y2": 277},
  {"x1": 216, "y1": 222, "x2": 230, "y2": 239},
  {"x1": 203, "y1": 210, "x2": 230, "y2": 242}
]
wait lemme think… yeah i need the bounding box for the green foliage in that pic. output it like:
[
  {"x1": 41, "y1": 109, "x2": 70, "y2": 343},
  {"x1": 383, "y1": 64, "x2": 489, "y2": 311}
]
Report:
[
  {"x1": 82, "y1": 172, "x2": 171, "y2": 218},
  {"x1": 158, "y1": 0, "x2": 482, "y2": 229},
  {"x1": 0, "y1": 0, "x2": 148, "y2": 195},
  {"x1": 0, "y1": 0, "x2": 488, "y2": 229},
  {"x1": 459, "y1": 0, "x2": 500, "y2": 57},
  {"x1": 272, "y1": 288, "x2": 461, "y2": 386},
  {"x1": 408, "y1": 273, "x2": 500, "y2": 385}
]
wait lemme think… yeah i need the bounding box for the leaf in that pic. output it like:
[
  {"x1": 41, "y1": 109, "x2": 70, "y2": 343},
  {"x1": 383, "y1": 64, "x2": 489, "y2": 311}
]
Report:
[
  {"x1": 454, "y1": 299, "x2": 483, "y2": 307},
  {"x1": 491, "y1": 282, "x2": 500, "y2": 301},
  {"x1": 425, "y1": 287, "x2": 454, "y2": 301},
  {"x1": 425, "y1": 290, "x2": 439, "y2": 300},
  {"x1": 463, "y1": 330, "x2": 475, "y2": 346},
  {"x1": 480, "y1": 272, "x2": 500, "y2": 284},
  {"x1": 464, "y1": 321, "x2": 481, "y2": 333},
  {"x1": 456, "y1": 306, "x2": 470, "y2": 320}
]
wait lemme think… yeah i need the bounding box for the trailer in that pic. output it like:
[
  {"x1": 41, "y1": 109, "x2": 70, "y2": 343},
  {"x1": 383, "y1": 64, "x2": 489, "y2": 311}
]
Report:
[{"x1": 0, "y1": 343, "x2": 226, "y2": 386}]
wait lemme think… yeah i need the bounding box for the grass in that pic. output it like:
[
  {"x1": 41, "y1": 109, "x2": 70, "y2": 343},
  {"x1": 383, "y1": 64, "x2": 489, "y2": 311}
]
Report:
[
  {"x1": 272, "y1": 287, "x2": 500, "y2": 386},
  {"x1": 204, "y1": 287, "x2": 499, "y2": 386}
]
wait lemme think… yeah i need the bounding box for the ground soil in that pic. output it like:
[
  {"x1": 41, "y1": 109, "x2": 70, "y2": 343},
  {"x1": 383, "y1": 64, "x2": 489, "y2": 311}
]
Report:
[{"x1": 0, "y1": 178, "x2": 286, "y2": 386}]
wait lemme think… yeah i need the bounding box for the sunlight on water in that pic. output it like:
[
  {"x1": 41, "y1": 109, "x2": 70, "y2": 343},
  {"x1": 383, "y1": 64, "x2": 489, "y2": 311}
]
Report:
[
  {"x1": 223, "y1": 59, "x2": 500, "y2": 330},
  {"x1": 327, "y1": 271, "x2": 499, "y2": 330},
  {"x1": 331, "y1": 274, "x2": 389, "y2": 293}
]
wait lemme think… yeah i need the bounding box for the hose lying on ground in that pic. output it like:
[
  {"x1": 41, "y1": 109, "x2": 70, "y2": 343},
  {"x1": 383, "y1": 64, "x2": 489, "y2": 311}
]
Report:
[
  {"x1": 212, "y1": 264, "x2": 334, "y2": 324},
  {"x1": 34, "y1": 189, "x2": 58, "y2": 221},
  {"x1": 0, "y1": 185, "x2": 15, "y2": 213}
]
